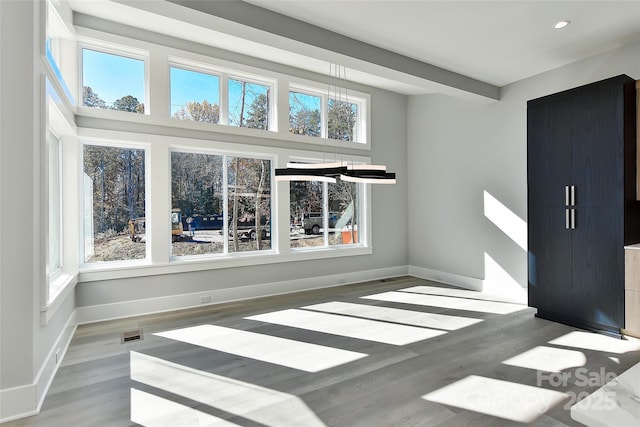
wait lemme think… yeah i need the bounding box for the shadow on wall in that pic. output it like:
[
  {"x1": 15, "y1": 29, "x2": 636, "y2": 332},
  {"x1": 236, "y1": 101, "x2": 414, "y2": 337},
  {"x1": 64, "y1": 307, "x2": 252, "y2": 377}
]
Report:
[{"x1": 482, "y1": 190, "x2": 527, "y2": 304}]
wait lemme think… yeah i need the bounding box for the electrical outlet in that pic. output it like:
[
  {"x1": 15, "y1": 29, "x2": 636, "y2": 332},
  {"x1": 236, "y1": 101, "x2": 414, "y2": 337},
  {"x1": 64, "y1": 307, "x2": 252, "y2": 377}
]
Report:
[{"x1": 200, "y1": 295, "x2": 211, "y2": 304}]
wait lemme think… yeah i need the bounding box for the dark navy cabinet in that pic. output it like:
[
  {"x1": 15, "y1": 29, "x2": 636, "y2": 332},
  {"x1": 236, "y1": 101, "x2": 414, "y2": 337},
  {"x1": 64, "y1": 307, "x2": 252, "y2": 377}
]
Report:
[{"x1": 527, "y1": 75, "x2": 639, "y2": 336}]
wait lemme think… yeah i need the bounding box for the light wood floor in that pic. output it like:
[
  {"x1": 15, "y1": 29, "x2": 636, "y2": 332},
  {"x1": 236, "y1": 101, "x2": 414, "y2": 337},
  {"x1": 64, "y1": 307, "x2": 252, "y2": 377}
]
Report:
[{"x1": 5, "y1": 276, "x2": 640, "y2": 426}]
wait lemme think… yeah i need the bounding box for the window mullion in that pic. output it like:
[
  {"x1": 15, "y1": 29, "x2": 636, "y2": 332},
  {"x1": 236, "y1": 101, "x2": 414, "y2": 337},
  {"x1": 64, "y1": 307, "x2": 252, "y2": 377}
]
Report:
[
  {"x1": 222, "y1": 154, "x2": 229, "y2": 254},
  {"x1": 323, "y1": 181, "x2": 329, "y2": 246},
  {"x1": 220, "y1": 74, "x2": 229, "y2": 125}
]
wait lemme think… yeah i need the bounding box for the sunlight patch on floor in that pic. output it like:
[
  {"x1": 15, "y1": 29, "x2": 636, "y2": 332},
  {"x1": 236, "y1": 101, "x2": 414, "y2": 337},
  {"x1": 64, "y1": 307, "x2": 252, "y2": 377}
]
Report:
[
  {"x1": 131, "y1": 388, "x2": 240, "y2": 427},
  {"x1": 549, "y1": 331, "x2": 640, "y2": 354},
  {"x1": 362, "y1": 291, "x2": 525, "y2": 314},
  {"x1": 154, "y1": 324, "x2": 366, "y2": 372},
  {"x1": 502, "y1": 346, "x2": 586, "y2": 372},
  {"x1": 399, "y1": 283, "x2": 525, "y2": 305},
  {"x1": 422, "y1": 375, "x2": 568, "y2": 423},
  {"x1": 130, "y1": 352, "x2": 327, "y2": 427},
  {"x1": 303, "y1": 301, "x2": 483, "y2": 331},
  {"x1": 247, "y1": 308, "x2": 446, "y2": 345}
]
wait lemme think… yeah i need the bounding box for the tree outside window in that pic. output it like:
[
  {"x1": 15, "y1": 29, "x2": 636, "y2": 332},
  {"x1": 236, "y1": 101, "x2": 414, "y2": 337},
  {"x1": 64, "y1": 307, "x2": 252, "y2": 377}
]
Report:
[
  {"x1": 228, "y1": 78, "x2": 270, "y2": 130},
  {"x1": 83, "y1": 145, "x2": 146, "y2": 262},
  {"x1": 82, "y1": 49, "x2": 145, "y2": 114}
]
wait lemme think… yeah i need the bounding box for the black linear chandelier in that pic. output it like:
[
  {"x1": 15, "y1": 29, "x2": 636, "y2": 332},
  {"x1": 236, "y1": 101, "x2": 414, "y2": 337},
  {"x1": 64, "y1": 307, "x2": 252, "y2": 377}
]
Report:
[{"x1": 275, "y1": 64, "x2": 396, "y2": 184}]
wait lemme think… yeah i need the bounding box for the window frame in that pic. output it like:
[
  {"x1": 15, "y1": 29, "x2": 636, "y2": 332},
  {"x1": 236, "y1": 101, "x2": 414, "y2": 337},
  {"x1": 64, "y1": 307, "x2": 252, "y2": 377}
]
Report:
[
  {"x1": 289, "y1": 82, "x2": 369, "y2": 145},
  {"x1": 79, "y1": 139, "x2": 150, "y2": 268},
  {"x1": 168, "y1": 147, "x2": 276, "y2": 260},
  {"x1": 77, "y1": 39, "x2": 149, "y2": 114},
  {"x1": 168, "y1": 61, "x2": 223, "y2": 124}
]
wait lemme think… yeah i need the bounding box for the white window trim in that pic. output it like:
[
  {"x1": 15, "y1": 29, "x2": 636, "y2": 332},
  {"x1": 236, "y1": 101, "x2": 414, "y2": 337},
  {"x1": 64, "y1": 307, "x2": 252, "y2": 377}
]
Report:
[
  {"x1": 76, "y1": 127, "x2": 372, "y2": 283},
  {"x1": 77, "y1": 38, "x2": 149, "y2": 113},
  {"x1": 74, "y1": 26, "x2": 371, "y2": 150}
]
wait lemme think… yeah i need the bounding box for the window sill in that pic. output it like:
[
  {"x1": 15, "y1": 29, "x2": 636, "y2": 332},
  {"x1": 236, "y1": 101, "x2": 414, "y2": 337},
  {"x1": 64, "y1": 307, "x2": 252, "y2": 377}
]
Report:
[
  {"x1": 41, "y1": 271, "x2": 78, "y2": 325},
  {"x1": 76, "y1": 107, "x2": 371, "y2": 151},
  {"x1": 78, "y1": 245, "x2": 372, "y2": 283}
]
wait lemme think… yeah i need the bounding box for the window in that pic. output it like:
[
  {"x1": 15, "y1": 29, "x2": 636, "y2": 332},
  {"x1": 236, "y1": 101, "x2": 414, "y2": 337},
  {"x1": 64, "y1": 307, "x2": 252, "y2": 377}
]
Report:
[
  {"x1": 82, "y1": 48, "x2": 145, "y2": 113},
  {"x1": 227, "y1": 156, "x2": 271, "y2": 252},
  {"x1": 228, "y1": 78, "x2": 270, "y2": 129},
  {"x1": 171, "y1": 151, "x2": 224, "y2": 256},
  {"x1": 290, "y1": 179, "x2": 361, "y2": 249},
  {"x1": 328, "y1": 181, "x2": 359, "y2": 245},
  {"x1": 47, "y1": 131, "x2": 62, "y2": 276},
  {"x1": 289, "y1": 91, "x2": 321, "y2": 137},
  {"x1": 83, "y1": 144, "x2": 146, "y2": 263},
  {"x1": 289, "y1": 85, "x2": 367, "y2": 143},
  {"x1": 170, "y1": 66, "x2": 220, "y2": 123},
  {"x1": 328, "y1": 98, "x2": 358, "y2": 142},
  {"x1": 46, "y1": 0, "x2": 75, "y2": 103},
  {"x1": 171, "y1": 151, "x2": 272, "y2": 257}
]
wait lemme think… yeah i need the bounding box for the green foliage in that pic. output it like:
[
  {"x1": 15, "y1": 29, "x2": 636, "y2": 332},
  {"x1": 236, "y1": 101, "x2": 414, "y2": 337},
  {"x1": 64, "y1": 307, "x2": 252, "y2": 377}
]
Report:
[
  {"x1": 245, "y1": 93, "x2": 269, "y2": 130},
  {"x1": 83, "y1": 145, "x2": 145, "y2": 234},
  {"x1": 289, "y1": 107, "x2": 321, "y2": 136},
  {"x1": 328, "y1": 99, "x2": 357, "y2": 141},
  {"x1": 171, "y1": 152, "x2": 223, "y2": 216},
  {"x1": 112, "y1": 95, "x2": 144, "y2": 113},
  {"x1": 83, "y1": 86, "x2": 106, "y2": 109}
]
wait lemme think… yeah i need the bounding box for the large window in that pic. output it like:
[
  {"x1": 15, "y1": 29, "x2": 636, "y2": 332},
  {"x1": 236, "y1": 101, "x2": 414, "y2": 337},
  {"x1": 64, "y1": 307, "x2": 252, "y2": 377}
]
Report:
[
  {"x1": 83, "y1": 144, "x2": 146, "y2": 263},
  {"x1": 82, "y1": 48, "x2": 145, "y2": 113},
  {"x1": 170, "y1": 66, "x2": 220, "y2": 123},
  {"x1": 290, "y1": 179, "x2": 360, "y2": 248},
  {"x1": 171, "y1": 151, "x2": 271, "y2": 257}
]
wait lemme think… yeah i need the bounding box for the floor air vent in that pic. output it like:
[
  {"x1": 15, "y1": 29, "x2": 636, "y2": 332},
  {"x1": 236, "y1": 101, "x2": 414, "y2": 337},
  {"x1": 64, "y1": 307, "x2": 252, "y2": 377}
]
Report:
[{"x1": 122, "y1": 329, "x2": 143, "y2": 343}]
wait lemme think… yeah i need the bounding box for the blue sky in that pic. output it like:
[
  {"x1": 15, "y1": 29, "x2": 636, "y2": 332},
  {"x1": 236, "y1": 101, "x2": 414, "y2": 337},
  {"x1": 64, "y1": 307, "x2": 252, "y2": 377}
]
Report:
[
  {"x1": 82, "y1": 49, "x2": 145, "y2": 105},
  {"x1": 82, "y1": 50, "x2": 324, "y2": 121}
]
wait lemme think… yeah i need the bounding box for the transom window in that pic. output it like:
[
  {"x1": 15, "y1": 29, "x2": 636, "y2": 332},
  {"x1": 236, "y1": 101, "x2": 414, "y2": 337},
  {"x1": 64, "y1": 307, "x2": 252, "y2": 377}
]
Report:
[
  {"x1": 228, "y1": 78, "x2": 271, "y2": 130},
  {"x1": 288, "y1": 85, "x2": 366, "y2": 143},
  {"x1": 82, "y1": 48, "x2": 146, "y2": 113},
  {"x1": 170, "y1": 66, "x2": 220, "y2": 123}
]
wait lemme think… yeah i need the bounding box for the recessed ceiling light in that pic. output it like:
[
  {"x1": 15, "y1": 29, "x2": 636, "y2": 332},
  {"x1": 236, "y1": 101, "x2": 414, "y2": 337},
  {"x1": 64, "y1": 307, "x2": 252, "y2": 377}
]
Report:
[{"x1": 554, "y1": 20, "x2": 571, "y2": 29}]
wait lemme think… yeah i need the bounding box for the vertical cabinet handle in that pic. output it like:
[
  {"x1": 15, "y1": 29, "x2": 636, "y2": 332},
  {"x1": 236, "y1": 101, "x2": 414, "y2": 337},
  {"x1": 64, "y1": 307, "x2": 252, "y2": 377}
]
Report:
[
  {"x1": 566, "y1": 209, "x2": 570, "y2": 229},
  {"x1": 565, "y1": 186, "x2": 570, "y2": 206},
  {"x1": 571, "y1": 209, "x2": 576, "y2": 229},
  {"x1": 570, "y1": 186, "x2": 576, "y2": 206}
]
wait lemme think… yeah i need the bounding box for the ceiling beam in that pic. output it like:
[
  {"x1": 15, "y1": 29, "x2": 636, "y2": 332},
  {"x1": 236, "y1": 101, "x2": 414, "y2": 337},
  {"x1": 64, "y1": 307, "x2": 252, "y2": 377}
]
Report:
[{"x1": 167, "y1": 0, "x2": 500, "y2": 100}]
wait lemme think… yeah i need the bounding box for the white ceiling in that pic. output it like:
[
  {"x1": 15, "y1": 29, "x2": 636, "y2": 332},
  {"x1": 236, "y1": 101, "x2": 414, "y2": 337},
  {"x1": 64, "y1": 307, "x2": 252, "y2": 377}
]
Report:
[
  {"x1": 69, "y1": 0, "x2": 640, "y2": 97},
  {"x1": 245, "y1": 0, "x2": 640, "y2": 87}
]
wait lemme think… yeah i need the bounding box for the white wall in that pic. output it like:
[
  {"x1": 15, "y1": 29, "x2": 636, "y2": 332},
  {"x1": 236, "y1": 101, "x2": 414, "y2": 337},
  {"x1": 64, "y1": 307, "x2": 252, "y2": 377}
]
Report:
[
  {"x1": 1, "y1": 1, "x2": 78, "y2": 422},
  {"x1": 408, "y1": 40, "x2": 640, "y2": 296},
  {"x1": 74, "y1": 85, "x2": 408, "y2": 317}
]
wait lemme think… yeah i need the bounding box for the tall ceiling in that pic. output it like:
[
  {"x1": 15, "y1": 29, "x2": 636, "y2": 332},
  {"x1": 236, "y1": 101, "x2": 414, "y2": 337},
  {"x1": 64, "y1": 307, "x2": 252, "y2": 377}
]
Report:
[{"x1": 69, "y1": 0, "x2": 640, "y2": 97}]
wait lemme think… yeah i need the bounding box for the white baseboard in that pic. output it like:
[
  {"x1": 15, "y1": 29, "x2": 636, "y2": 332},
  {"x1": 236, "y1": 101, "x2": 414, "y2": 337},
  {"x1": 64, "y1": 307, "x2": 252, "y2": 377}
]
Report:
[
  {"x1": 0, "y1": 384, "x2": 38, "y2": 423},
  {"x1": 3, "y1": 265, "x2": 410, "y2": 422},
  {"x1": 0, "y1": 311, "x2": 77, "y2": 424},
  {"x1": 408, "y1": 265, "x2": 483, "y2": 291},
  {"x1": 76, "y1": 265, "x2": 409, "y2": 324}
]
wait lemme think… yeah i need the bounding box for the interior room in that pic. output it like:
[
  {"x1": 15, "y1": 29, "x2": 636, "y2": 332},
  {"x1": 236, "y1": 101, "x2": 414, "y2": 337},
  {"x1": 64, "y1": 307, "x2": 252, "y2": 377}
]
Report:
[{"x1": 1, "y1": 1, "x2": 639, "y2": 426}]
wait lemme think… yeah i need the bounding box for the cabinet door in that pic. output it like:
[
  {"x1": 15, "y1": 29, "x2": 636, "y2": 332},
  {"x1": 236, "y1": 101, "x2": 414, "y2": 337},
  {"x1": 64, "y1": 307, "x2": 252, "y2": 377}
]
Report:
[
  {"x1": 527, "y1": 97, "x2": 572, "y2": 208},
  {"x1": 571, "y1": 84, "x2": 624, "y2": 208},
  {"x1": 528, "y1": 207, "x2": 573, "y2": 317},
  {"x1": 571, "y1": 207, "x2": 625, "y2": 329}
]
